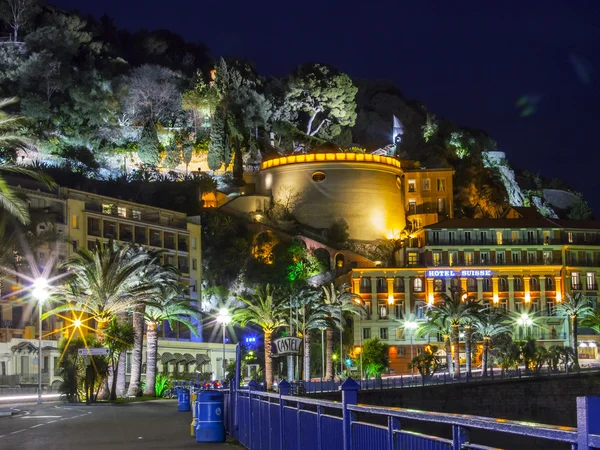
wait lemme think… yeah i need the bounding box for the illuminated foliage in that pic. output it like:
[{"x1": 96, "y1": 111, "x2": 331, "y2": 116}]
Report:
[
  {"x1": 361, "y1": 337, "x2": 389, "y2": 378},
  {"x1": 422, "y1": 113, "x2": 438, "y2": 143}
]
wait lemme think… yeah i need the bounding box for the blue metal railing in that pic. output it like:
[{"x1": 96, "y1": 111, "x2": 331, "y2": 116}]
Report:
[{"x1": 226, "y1": 380, "x2": 600, "y2": 450}]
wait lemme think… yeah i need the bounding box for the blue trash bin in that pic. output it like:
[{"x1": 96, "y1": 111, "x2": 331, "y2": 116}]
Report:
[
  {"x1": 178, "y1": 387, "x2": 191, "y2": 412},
  {"x1": 195, "y1": 391, "x2": 225, "y2": 442}
]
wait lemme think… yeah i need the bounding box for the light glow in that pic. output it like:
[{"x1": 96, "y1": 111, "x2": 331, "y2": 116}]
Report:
[
  {"x1": 387, "y1": 295, "x2": 394, "y2": 305},
  {"x1": 404, "y1": 321, "x2": 418, "y2": 330},
  {"x1": 216, "y1": 308, "x2": 232, "y2": 325},
  {"x1": 32, "y1": 277, "x2": 50, "y2": 302},
  {"x1": 493, "y1": 294, "x2": 499, "y2": 303}
]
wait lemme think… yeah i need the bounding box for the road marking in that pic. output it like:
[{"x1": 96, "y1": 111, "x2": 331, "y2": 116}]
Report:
[
  {"x1": 47, "y1": 420, "x2": 57, "y2": 424},
  {"x1": 10, "y1": 429, "x2": 25, "y2": 435},
  {"x1": 0, "y1": 435, "x2": 5, "y2": 439},
  {"x1": 21, "y1": 415, "x2": 61, "y2": 419},
  {"x1": 29, "y1": 424, "x2": 44, "y2": 429}
]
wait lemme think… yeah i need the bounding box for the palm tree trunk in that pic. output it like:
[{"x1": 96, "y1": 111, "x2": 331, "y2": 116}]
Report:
[
  {"x1": 127, "y1": 304, "x2": 146, "y2": 396},
  {"x1": 444, "y1": 336, "x2": 452, "y2": 375},
  {"x1": 143, "y1": 322, "x2": 158, "y2": 396},
  {"x1": 110, "y1": 358, "x2": 120, "y2": 401},
  {"x1": 96, "y1": 319, "x2": 110, "y2": 399},
  {"x1": 264, "y1": 331, "x2": 274, "y2": 390},
  {"x1": 325, "y1": 328, "x2": 334, "y2": 380},
  {"x1": 465, "y1": 325, "x2": 472, "y2": 377},
  {"x1": 452, "y1": 324, "x2": 460, "y2": 378},
  {"x1": 115, "y1": 312, "x2": 128, "y2": 397},
  {"x1": 482, "y1": 338, "x2": 490, "y2": 377},
  {"x1": 571, "y1": 315, "x2": 579, "y2": 369},
  {"x1": 303, "y1": 331, "x2": 311, "y2": 382}
]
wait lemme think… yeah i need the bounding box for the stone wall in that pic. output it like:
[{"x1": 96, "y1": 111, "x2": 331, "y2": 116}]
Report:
[{"x1": 312, "y1": 372, "x2": 600, "y2": 427}]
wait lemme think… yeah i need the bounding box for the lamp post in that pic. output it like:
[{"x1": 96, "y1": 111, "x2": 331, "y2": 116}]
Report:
[
  {"x1": 32, "y1": 278, "x2": 50, "y2": 405},
  {"x1": 216, "y1": 308, "x2": 232, "y2": 380},
  {"x1": 404, "y1": 320, "x2": 418, "y2": 373},
  {"x1": 517, "y1": 313, "x2": 533, "y2": 338},
  {"x1": 354, "y1": 298, "x2": 364, "y2": 381}
]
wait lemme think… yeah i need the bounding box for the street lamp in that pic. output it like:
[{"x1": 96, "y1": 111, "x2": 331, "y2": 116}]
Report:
[
  {"x1": 404, "y1": 320, "x2": 419, "y2": 373},
  {"x1": 216, "y1": 308, "x2": 232, "y2": 380},
  {"x1": 32, "y1": 278, "x2": 50, "y2": 405},
  {"x1": 517, "y1": 313, "x2": 533, "y2": 338}
]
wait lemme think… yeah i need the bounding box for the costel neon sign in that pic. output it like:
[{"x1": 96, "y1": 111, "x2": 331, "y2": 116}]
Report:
[{"x1": 426, "y1": 269, "x2": 492, "y2": 278}]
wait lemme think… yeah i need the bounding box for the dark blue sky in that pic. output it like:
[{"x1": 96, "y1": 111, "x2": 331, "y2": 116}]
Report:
[{"x1": 54, "y1": 0, "x2": 600, "y2": 213}]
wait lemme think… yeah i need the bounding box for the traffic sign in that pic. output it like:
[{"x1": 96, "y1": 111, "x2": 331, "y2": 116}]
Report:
[{"x1": 78, "y1": 348, "x2": 109, "y2": 356}]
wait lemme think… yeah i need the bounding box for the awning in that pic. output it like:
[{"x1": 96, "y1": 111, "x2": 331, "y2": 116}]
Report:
[
  {"x1": 11, "y1": 342, "x2": 37, "y2": 353},
  {"x1": 173, "y1": 353, "x2": 188, "y2": 364},
  {"x1": 183, "y1": 353, "x2": 196, "y2": 364},
  {"x1": 160, "y1": 352, "x2": 176, "y2": 364},
  {"x1": 196, "y1": 354, "x2": 211, "y2": 365}
]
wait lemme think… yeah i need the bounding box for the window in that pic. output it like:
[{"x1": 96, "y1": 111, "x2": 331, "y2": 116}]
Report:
[
  {"x1": 527, "y1": 251, "x2": 537, "y2": 264},
  {"x1": 437, "y1": 179, "x2": 446, "y2": 192},
  {"x1": 363, "y1": 328, "x2": 371, "y2": 339},
  {"x1": 312, "y1": 171, "x2": 326, "y2": 182},
  {"x1": 117, "y1": 206, "x2": 127, "y2": 218},
  {"x1": 431, "y1": 231, "x2": 440, "y2": 244},
  {"x1": 449, "y1": 252, "x2": 458, "y2": 266},
  {"x1": 102, "y1": 203, "x2": 113, "y2": 214},
  {"x1": 587, "y1": 272, "x2": 596, "y2": 290},
  {"x1": 376, "y1": 278, "x2": 387, "y2": 293},
  {"x1": 132, "y1": 210, "x2": 142, "y2": 220},
  {"x1": 397, "y1": 347, "x2": 406, "y2": 356},
  {"x1": 415, "y1": 301, "x2": 426, "y2": 319},
  {"x1": 414, "y1": 277, "x2": 424, "y2": 292},
  {"x1": 449, "y1": 231, "x2": 456, "y2": 244},
  {"x1": 543, "y1": 231, "x2": 550, "y2": 245},
  {"x1": 408, "y1": 200, "x2": 417, "y2": 214},
  {"x1": 511, "y1": 252, "x2": 521, "y2": 264},
  {"x1": 568, "y1": 232, "x2": 573, "y2": 243},
  {"x1": 546, "y1": 277, "x2": 554, "y2": 290},
  {"x1": 531, "y1": 299, "x2": 540, "y2": 313},
  {"x1": 515, "y1": 301, "x2": 523, "y2": 313},
  {"x1": 572, "y1": 272, "x2": 581, "y2": 289},
  {"x1": 360, "y1": 277, "x2": 371, "y2": 293},
  {"x1": 437, "y1": 198, "x2": 446, "y2": 214},
  {"x1": 467, "y1": 278, "x2": 476, "y2": 292},
  {"x1": 380, "y1": 328, "x2": 389, "y2": 340},
  {"x1": 394, "y1": 302, "x2": 404, "y2": 319},
  {"x1": 531, "y1": 277, "x2": 539, "y2": 291},
  {"x1": 434, "y1": 278, "x2": 445, "y2": 292},
  {"x1": 72, "y1": 240, "x2": 78, "y2": 252},
  {"x1": 483, "y1": 278, "x2": 492, "y2": 292},
  {"x1": 71, "y1": 215, "x2": 78, "y2": 229},
  {"x1": 422, "y1": 179, "x2": 430, "y2": 191},
  {"x1": 396, "y1": 328, "x2": 405, "y2": 339},
  {"x1": 514, "y1": 277, "x2": 523, "y2": 291},
  {"x1": 192, "y1": 258, "x2": 197, "y2": 271},
  {"x1": 192, "y1": 237, "x2": 197, "y2": 249},
  {"x1": 547, "y1": 300, "x2": 556, "y2": 316},
  {"x1": 408, "y1": 253, "x2": 418, "y2": 266},
  {"x1": 433, "y1": 252, "x2": 442, "y2": 266},
  {"x1": 511, "y1": 231, "x2": 519, "y2": 243},
  {"x1": 480, "y1": 231, "x2": 488, "y2": 244},
  {"x1": 496, "y1": 251, "x2": 505, "y2": 265},
  {"x1": 408, "y1": 180, "x2": 416, "y2": 192},
  {"x1": 464, "y1": 231, "x2": 471, "y2": 244},
  {"x1": 543, "y1": 251, "x2": 552, "y2": 265},
  {"x1": 527, "y1": 231, "x2": 535, "y2": 243},
  {"x1": 496, "y1": 231, "x2": 503, "y2": 245},
  {"x1": 480, "y1": 252, "x2": 489, "y2": 264},
  {"x1": 393, "y1": 277, "x2": 404, "y2": 293},
  {"x1": 417, "y1": 348, "x2": 424, "y2": 355},
  {"x1": 465, "y1": 252, "x2": 474, "y2": 266}
]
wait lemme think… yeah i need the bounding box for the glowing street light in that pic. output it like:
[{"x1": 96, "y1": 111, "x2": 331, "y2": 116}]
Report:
[
  {"x1": 32, "y1": 277, "x2": 50, "y2": 405},
  {"x1": 517, "y1": 313, "x2": 533, "y2": 338},
  {"x1": 216, "y1": 308, "x2": 232, "y2": 380}
]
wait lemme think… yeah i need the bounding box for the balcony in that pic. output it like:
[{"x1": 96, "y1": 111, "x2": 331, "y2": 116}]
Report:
[
  {"x1": 427, "y1": 238, "x2": 550, "y2": 246},
  {"x1": 586, "y1": 284, "x2": 598, "y2": 291},
  {"x1": 572, "y1": 283, "x2": 583, "y2": 291}
]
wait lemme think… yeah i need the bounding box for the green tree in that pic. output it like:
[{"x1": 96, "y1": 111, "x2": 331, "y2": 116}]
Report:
[
  {"x1": 431, "y1": 290, "x2": 480, "y2": 378},
  {"x1": 138, "y1": 122, "x2": 161, "y2": 167},
  {"x1": 421, "y1": 113, "x2": 438, "y2": 143},
  {"x1": 418, "y1": 313, "x2": 453, "y2": 375},
  {"x1": 0, "y1": 0, "x2": 38, "y2": 42},
  {"x1": 409, "y1": 345, "x2": 440, "y2": 385},
  {"x1": 491, "y1": 334, "x2": 520, "y2": 376},
  {"x1": 233, "y1": 284, "x2": 288, "y2": 390},
  {"x1": 285, "y1": 63, "x2": 357, "y2": 138},
  {"x1": 556, "y1": 293, "x2": 593, "y2": 369},
  {"x1": 207, "y1": 106, "x2": 228, "y2": 170},
  {"x1": 143, "y1": 289, "x2": 200, "y2": 396},
  {"x1": 362, "y1": 337, "x2": 388, "y2": 378},
  {"x1": 567, "y1": 199, "x2": 594, "y2": 220},
  {"x1": 104, "y1": 316, "x2": 134, "y2": 400},
  {"x1": 473, "y1": 310, "x2": 511, "y2": 377}
]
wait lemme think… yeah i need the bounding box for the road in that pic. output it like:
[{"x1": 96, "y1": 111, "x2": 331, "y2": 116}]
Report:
[{"x1": 0, "y1": 400, "x2": 233, "y2": 450}]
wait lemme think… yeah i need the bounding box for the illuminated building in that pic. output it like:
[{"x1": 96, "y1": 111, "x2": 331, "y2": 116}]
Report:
[{"x1": 351, "y1": 210, "x2": 600, "y2": 374}]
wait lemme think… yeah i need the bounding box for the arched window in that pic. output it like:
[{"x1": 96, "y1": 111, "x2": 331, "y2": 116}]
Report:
[
  {"x1": 414, "y1": 277, "x2": 424, "y2": 292},
  {"x1": 393, "y1": 277, "x2": 404, "y2": 293},
  {"x1": 467, "y1": 278, "x2": 476, "y2": 292},
  {"x1": 450, "y1": 277, "x2": 460, "y2": 289},
  {"x1": 546, "y1": 277, "x2": 554, "y2": 290},
  {"x1": 499, "y1": 277, "x2": 508, "y2": 292},
  {"x1": 360, "y1": 277, "x2": 371, "y2": 293},
  {"x1": 531, "y1": 277, "x2": 539, "y2": 291},
  {"x1": 376, "y1": 278, "x2": 387, "y2": 293},
  {"x1": 434, "y1": 278, "x2": 445, "y2": 292},
  {"x1": 514, "y1": 277, "x2": 523, "y2": 291},
  {"x1": 483, "y1": 278, "x2": 492, "y2": 292}
]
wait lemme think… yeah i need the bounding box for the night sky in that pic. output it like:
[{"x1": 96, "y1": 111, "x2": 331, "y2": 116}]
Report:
[{"x1": 53, "y1": 0, "x2": 600, "y2": 213}]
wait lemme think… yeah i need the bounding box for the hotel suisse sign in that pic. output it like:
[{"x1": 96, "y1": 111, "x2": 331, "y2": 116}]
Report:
[{"x1": 426, "y1": 269, "x2": 492, "y2": 278}]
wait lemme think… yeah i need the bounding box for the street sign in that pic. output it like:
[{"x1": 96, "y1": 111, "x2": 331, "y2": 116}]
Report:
[
  {"x1": 273, "y1": 337, "x2": 302, "y2": 356},
  {"x1": 78, "y1": 348, "x2": 109, "y2": 356}
]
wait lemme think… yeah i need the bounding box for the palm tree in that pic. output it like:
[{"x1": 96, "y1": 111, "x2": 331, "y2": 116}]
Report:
[
  {"x1": 143, "y1": 289, "x2": 200, "y2": 396},
  {"x1": 418, "y1": 312, "x2": 453, "y2": 375},
  {"x1": 0, "y1": 97, "x2": 55, "y2": 224},
  {"x1": 234, "y1": 284, "x2": 287, "y2": 390},
  {"x1": 556, "y1": 293, "x2": 593, "y2": 369},
  {"x1": 127, "y1": 249, "x2": 180, "y2": 397},
  {"x1": 294, "y1": 287, "x2": 335, "y2": 382},
  {"x1": 473, "y1": 310, "x2": 511, "y2": 377},
  {"x1": 322, "y1": 283, "x2": 361, "y2": 381},
  {"x1": 432, "y1": 290, "x2": 480, "y2": 378},
  {"x1": 582, "y1": 307, "x2": 600, "y2": 334}
]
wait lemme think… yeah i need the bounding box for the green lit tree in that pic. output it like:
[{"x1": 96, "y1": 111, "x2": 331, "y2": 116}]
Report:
[
  {"x1": 418, "y1": 313, "x2": 452, "y2": 375},
  {"x1": 362, "y1": 337, "x2": 388, "y2": 378},
  {"x1": 138, "y1": 121, "x2": 161, "y2": 167},
  {"x1": 233, "y1": 284, "x2": 288, "y2": 390},
  {"x1": 285, "y1": 63, "x2": 357, "y2": 138},
  {"x1": 473, "y1": 310, "x2": 511, "y2": 377},
  {"x1": 556, "y1": 293, "x2": 593, "y2": 369}
]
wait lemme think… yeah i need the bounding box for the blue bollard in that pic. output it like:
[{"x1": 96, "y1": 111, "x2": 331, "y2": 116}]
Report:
[
  {"x1": 195, "y1": 391, "x2": 225, "y2": 442},
  {"x1": 178, "y1": 387, "x2": 191, "y2": 412}
]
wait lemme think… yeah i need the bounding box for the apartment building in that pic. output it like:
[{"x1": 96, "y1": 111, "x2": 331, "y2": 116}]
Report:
[{"x1": 351, "y1": 210, "x2": 600, "y2": 374}]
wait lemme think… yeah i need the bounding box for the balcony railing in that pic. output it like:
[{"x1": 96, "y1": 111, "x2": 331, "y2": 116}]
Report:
[{"x1": 428, "y1": 238, "x2": 551, "y2": 246}]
